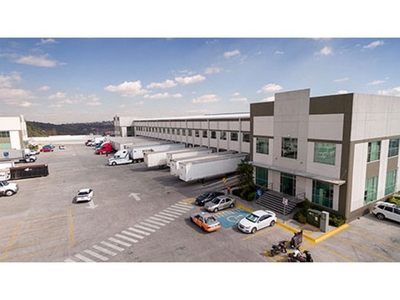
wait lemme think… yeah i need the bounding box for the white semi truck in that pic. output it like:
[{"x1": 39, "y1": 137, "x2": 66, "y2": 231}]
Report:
[
  {"x1": 178, "y1": 153, "x2": 248, "y2": 182},
  {"x1": 143, "y1": 144, "x2": 187, "y2": 168},
  {"x1": 0, "y1": 149, "x2": 37, "y2": 163},
  {"x1": 165, "y1": 147, "x2": 213, "y2": 167},
  {"x1": 170, "y1": 151, "x2": 237, "y2": 177},
  {"x1": 108, "y1": 143, "x2": 185, "y2": 166}
]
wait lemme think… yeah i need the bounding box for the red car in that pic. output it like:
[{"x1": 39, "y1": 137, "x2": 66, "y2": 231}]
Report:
[{"x1": 40, "y1": 146, "x2": 54, "y2": 152}]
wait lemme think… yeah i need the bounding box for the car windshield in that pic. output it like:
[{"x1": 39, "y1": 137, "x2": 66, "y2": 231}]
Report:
[
  {"x1": 245, "y1": 213, "x2": 259, "y2": 223},
  {"x1": 78, "y1": 191, "x2": 89, "y2": 196},
  {"x1": 1, "y1": 181, "x2": 9, "y2": 186},
  {"x1": 205, "y1": 217, "x2": 216, "y2": 224},
  {"x1": 211, "y1": 198, "x2": 221, "y2": 204}
]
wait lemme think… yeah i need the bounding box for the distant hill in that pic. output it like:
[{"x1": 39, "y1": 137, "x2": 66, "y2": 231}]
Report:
[{"x1": 26, "y1": 121, "x2": 115, "y2": 137}]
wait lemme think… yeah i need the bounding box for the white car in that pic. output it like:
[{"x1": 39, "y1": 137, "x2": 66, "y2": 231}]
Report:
[
  {"x1": 237, "y1": 210, "x2": 277, "y2": 234},
  {"x1": 76, "y1": 188, "x2": 94, "y2": 203},
  {"x1": 372, "y1": 201, "x2": 400, "y2": 223}
]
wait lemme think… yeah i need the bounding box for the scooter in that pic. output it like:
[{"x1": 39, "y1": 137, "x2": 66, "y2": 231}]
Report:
[
  {"x1": 270, "y1": 240, "x2": 287, "y2": 257},
  {"x1": 287, "y1": 248, "x2": 313, "y2": 262}
]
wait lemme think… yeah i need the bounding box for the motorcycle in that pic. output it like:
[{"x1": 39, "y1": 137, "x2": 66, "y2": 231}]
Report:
[
  {"x1": 270, "y1": 240, "x2": 287, "y2": 257},
  {"x1": 287, "y1": 248, "x2": 313, "y2": 262}
]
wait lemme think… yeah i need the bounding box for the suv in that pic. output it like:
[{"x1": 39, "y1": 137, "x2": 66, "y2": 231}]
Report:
[
  {"x1": 372, "y1": 201, "x2": 400, "y2": 223},
  {"x1": 194, "y1": 191, "x2": 225, "y2": 206},
  {"x1": 0, "y1": 181, "x2": 19, "y2": 196}
]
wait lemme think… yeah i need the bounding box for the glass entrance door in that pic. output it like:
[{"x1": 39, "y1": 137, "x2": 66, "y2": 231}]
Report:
[{"x1": 280, "y1": 172, "x2": 296, "y2": 196}]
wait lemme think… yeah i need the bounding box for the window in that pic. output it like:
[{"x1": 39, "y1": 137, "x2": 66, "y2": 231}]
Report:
[
  {"x1": 220, "y1": 131, "x2": 226, "y2": 140},
  {"x1": 231, "y1": 132, "x2": 238, "y2": 141},
  {"x1": 211, "y1": 131, "x2": 216, "y2": 139},
  {"x1": 242, "y1": 133, "x2": 250, "y2": 143},
  {"x1": 314, "y1": 142, "x2": 336, "y2": 165},
  {"x1": 385, "y1": 170, "x2": 397, "y2": 195},
  {"x1": 187, "y1": 129, "x2": 192, "y2": 136},
  {"x1": 256, "y1": 138, "x2": 269, "y2": 155},
  {"x1": 312, "y1": 180, "x2": 334, "y2": 208},
  {"x1": 388, "y1": 138, "x2": 399, "y2": 157},
  {"x1": 282, "y1": 138, "x2": 298, "y2": 159},
  {"x1": 195, "y1": 130, "x2": 199, "y2": 138},
  {"x1": 364, "y1": 176, "x2": 378, "y2": 204},
  {"x1": 367, "y1": 141, "x2": 381, "y2": 162},
  {"x1": 202, "y1": 130, "x2": 208, "y2": 138},
  {"x1": 255, "y1": 167, "x2": 267, "y2": 186}
]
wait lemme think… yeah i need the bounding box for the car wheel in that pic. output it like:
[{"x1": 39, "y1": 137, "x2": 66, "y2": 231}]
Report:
[
  {"x1": 230, "y1": 203, "x2": 234, "y2": 208},
  {"x1": 376, "y1": 213, "x2": 385, "y2": 220},
  {"x1": 5, "y1": 190, "x2": 14, "y2": 196},
  {"x1": 112, "y1": 162, "x2": 117, "y2": 166},
  {"x1": 251, "y1": 227, "x2": 257, "y2": 234},
  {"x1": 213, "y1": 208, "x2": 219, "y2": 213},
  {"x1": 270, "y1": 220, "x2": 275, "y2": 227}
]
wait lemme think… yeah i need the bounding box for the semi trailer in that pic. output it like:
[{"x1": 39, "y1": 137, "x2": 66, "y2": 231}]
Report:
[
  {"x1": 0, "y1": 149, "x2": 37, "y2": 163},
  {"x1": 178, "y1": 153, "x2": 248, "y2": 182},
  {"x1": 165, "y1": 147, "x2": 213, "y2": 167},
  {"x1": 143, "y1": 144, "x2": 187, "y2": 168}
]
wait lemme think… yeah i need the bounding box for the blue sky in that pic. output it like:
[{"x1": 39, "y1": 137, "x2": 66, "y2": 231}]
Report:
[{"x1": 1, "y1": 37, "x2": 399, "y2": 124}]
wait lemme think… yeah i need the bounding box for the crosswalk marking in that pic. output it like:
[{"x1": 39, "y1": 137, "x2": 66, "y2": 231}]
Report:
[
  {"x1": 163, "y1": 209, "x2": 182, "y2": 216},
  {"x1": 108, "y1": 237, "x2": 131, "y2": 247},
  {"x1": 149, "y1": 216, "x2": 169, "y2": 224},
  {"x1": 93, "y1": 245, "x2": 117, "y2": 256},
  {"x1": 164, "y1": 208, "x2": 184, "y2": 214},
  {"x1": 75, "y1": 254, "x2": 95, "y2": 262},
  {"x1": 64, "y1": 258, "x2": 76, "y2": 262},
  {"x1": 171, "y1": 204, "x2": 191, "y2": 212},
  {"x1": 128, "y1": 227, "x2": 151, "y2": 235},
  {"x1": 141, "y1": 219, "x2": 165, "y2": 227},
  {"x1": 174, "y1": 202, "x2": 192, "y2": 209},
  {"x1": 134, "y1": 224, "x2": 156, "y2": 232},
  {"x1": 140, "y1": 222, "x2": 161, "y2": 229},
  {"x1": 84, "y1": 249, "x2": 109, "y2": 261},
  {"x1": 115, "y1": 234, "x2": 139, "y2": 243},
  {"x1": 154, "y1": 213, "x2": 175, "y2": 221},
  {"x1": 101, "y1": 241, "x2": 124, "y2": 251},
  {"x1": 122, "y1": 230, "x2": 145, "y2": 239}
]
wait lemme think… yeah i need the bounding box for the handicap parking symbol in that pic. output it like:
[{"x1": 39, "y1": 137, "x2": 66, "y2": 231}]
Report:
[{"x1": 216, "y1": 208, "x2": 249, "y2": 228}]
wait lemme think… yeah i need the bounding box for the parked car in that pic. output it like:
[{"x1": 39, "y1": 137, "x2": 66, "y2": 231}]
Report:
[
  {"x1": 372, "y1": 201, "x2": 400, "y2": 223},
  {"x1": 205, "y1": 195, "x2": 235, "y2": 212},
  {"x1": 194, "y1": 191, "x2": 225, "y2": 206},
  {"x1": 40, "y1": 145, "x2": 54, "y2": 152},
  {"x1": 190, "y1": 211, "x2": 221, "y2": 232},
  {"x1": 0, "y1": 180, "x2": 19, "y2": 196},
  {"x1": 237, "y1": 210, "x2": 277, "y2": 234},
  {"x1": 59, "y1": 145, "x2": 66, "y2": 150},
  {"x1": 76, "y1": 188, "x2": 94, "y2": 203}
]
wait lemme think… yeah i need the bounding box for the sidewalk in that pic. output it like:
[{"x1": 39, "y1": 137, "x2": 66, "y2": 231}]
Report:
[{"x1": 235, "y1": 197, "x2": 349, "y2": 244}]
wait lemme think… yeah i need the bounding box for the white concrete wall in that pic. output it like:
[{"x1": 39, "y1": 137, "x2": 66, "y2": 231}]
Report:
[
  {"x1": 253, "y1": 116, "x2": 273, "y2": 136},
  {"x1": 350, "y1": 143, "x2": 368, "y2": 211},
  {"x1": 308, "y1": 114, "x2": 344, "y2": 141}
]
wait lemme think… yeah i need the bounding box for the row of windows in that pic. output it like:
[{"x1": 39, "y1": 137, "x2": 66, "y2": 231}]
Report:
[
  {"x1": 0, "y1": 131, "x2": 10, "y2": 138},
  {"x1": 365, "y1": 170, "x2": 397, "y2": 204},
  {"x1": 137, "y1": 127, "x2": 250, "y2": 143},
  {"x1": 255, "y1": 137, "x2": 400, "y2": 166}
]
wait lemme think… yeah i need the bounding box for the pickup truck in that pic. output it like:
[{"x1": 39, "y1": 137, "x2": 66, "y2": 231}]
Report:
[{"x1": 0, "y1": 180, "x2": 19, "y2": 196}]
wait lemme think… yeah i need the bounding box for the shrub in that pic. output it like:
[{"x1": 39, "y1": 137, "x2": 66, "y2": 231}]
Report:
[
  {"x1": 294, "y1": 210, "x2": 307, "y2": 224},
  {"x1": 329, "y1": 214, "x2": 346, "y2": 227}
]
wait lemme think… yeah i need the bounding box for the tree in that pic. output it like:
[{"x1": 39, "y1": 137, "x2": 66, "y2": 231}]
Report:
[{"x1": 237, "y1": 160, "x2": 255, "y2": 189}]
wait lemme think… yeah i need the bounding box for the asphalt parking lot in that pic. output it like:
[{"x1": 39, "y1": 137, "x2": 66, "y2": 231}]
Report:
[{"x1": 0, "y1": 143, "x2": 399, "y2": 263}]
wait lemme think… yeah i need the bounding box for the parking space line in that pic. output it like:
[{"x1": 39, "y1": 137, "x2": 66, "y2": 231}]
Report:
[
  {"x1": 0, "y1": 222, "x2": 20, "y2": 262},
  {"x1": 347, "y1": 228, "x2": 400, "y2": 251},
  {"x1": 317, "y1": 244, "x2": 354, "y2": 262},
  {"x1": 241, "y1": 226, "x2": 276, "y2": 240}
]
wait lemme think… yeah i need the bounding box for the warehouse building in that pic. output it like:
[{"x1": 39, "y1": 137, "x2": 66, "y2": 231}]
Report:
[
  {"x1": 114, "y1": 88, "x2": 400, "y2": 222},
  {"x1": 0, "y1": 115, "x2": 28, "y2": 149}
]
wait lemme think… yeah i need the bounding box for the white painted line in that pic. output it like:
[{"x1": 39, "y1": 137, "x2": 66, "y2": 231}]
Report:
[
  {"x1": 134, "y1": 224, "x2": 156, "y2": 232},
  {"x1": 84, "y1": 249, "x2": 109, "y2": 261},
  {"x1": 175, "y1": 202, "x2": 193, "y2": 208},
  {"x1": 101, "y1": 241, "x2": 124, "y2": 251},
  {"x1": 154, "y1": 213, "x2": 175, "y2": 221},
  {"x1": 163, "y1": 209, "x2": 182, "y2": 216},
  {"x1": 64, "y1": 258, "x2": 76, "y2": 262},
  {"x1": 140, "y1": 222, "x2": 161, "y2": 229},
  {"x1": 115, "y1": 234, "x2": 139, "y2": 243},
  {"x1": 74, "y1": 254, "x2": 95, "y2": 262},
  {"x1": 108, "y1": 237, "x2": 131, "y2": 247},
  {"x1": 93, "y1": 245, "x2": 117, "y2": 256},
  {"x1": 157, "y1": 212, "x2": 176, "y2": 220},
  {"x1": 128, "y1": 227, "x2": 151, "y2": 235},
  {"x1": 164, "y1": 208, "x2": 184, "y2": 214},
  {"x1": 122, "y1": 230, "x2": 144, "y2": 239},
  {"x1": 171, "y1": 204, "x2": 192, "y2": 211},
  {"x1": 149, "y1": 216, "x2": 170, "y2": 224},
  {"x1": 145, "y1": 218, "x2": 167, "y2": 226}
]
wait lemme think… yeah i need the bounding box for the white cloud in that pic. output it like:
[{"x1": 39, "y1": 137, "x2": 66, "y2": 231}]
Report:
[
  {"x1": 16, "y1": 54, "x2": 58, "y2": 67},
  {"x1": 192, "y1": 94, "x2": 220, "y2": 104},
  {"x1": 230, "y1": 97, "x2": 248, "y2": 102},
  {"x1": 49, "y1": 92, "x2": 67, "y2": 100},
  {"x1": 0, "y1": 88, "x2": 32, "y2": 102},
  {"x1": 368, "y1": 80, "x2": 385, "y2": 85},
  {"x1": 37, "y1": 38, "x2": 57, "y2": 45},
  {"x1": 146, "y1": 79, "x2": 177, "y2": 89},
  {"x1": 104, "y1": 80, "x2": 147, "y2": 97},
  {"x1": 260, "y1": 96, "x2": 275, "y2": 102},
  {"x1": 257, "y1": 83, "x2": 282, "y2": 94},
  {"x1": 337, "y1": 90, "x2": 348, "y2": 94},
  {"x1": 144, "y1": 93, "x2": 182, "y2": 99},
  {"x1": 175, "y1": 75, "x2": 205, "y2": 85},
  {"x1": 204, "y1": 67, "x2": 221, "y2": 74},
  {"x1": 275, "y1": 50, "x2": 284, "y2": 55},
  {"x1": 86, "y1": 94, "x2": 101, "y2": 106},
  {"x1": 224, "y1": 49, "x2": 240, "y2": 58},
  {"x1": 318, "y1": 46, "x2": 333, "y2": 55},
  {"x1": 334, "y1": 77, "x2": 349, "y2": 83},
  {"x1": 0, "y1": 72, "x2": 22, "y2": 88},
  {"x1": 38, "y1": 85, "x2": 50, "y2": 91},
  {"x1": 377, "y1": 87, "x2": 400, "y2": 97},
  {"x1": 363, "y1": 40, "x2": 384, "y2": 50}
]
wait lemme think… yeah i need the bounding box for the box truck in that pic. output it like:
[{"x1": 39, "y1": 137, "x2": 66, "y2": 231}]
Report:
[
  {"x1": 0, "y1": 149, "x2": 36, "y2": 163},
  {"x1": 143, "y1": 144, "x2": 187, "y2": 168},
  {"x1": 165, "y1": 147, "x2": 213, "y2": 167},
  {"x1": 108, "y1": 143, "x2": 184, "y2": 166},
  {"x1": 179, "y1": 153, "x2": 248, "y2": 182},
  {"x1": 170, "y1": 151, "x2": 237, "y2": 177}
]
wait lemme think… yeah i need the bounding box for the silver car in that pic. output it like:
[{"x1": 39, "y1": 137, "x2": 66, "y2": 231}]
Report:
[{"x1": 204, "y1": 196, "x2": 235, "y2": 213}]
